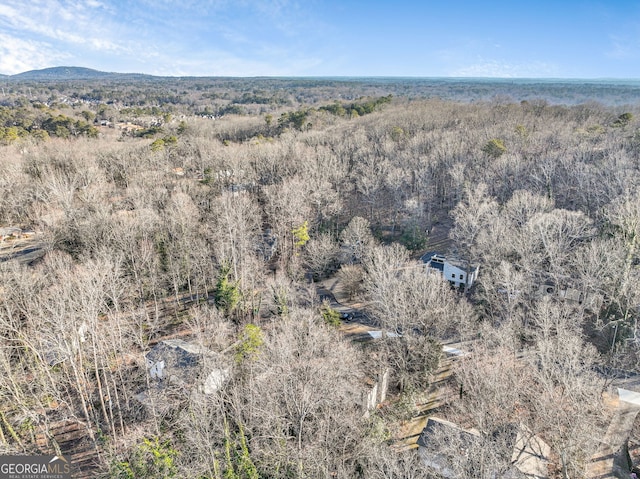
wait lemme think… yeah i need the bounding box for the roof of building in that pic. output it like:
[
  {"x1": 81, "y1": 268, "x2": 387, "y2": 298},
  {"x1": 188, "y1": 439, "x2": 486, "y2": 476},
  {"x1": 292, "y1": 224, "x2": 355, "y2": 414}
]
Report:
[
  {"x1": 367, "y1": 330, "x2": 402, "y2": 340},
  {"x1": 417, "y1": 418, "x2": 482, "y2": 479},
  {"x1": 145, "y1": 339, "x2": 229, "y2": 394},
  {"x1": 446, "y1": 257, "x2": 479, "y2": 273},
  {"x1": 0, "y1": 226, "x2": 22, "y2": 237},
  {"x1": 421, "y1": 252, "x2": 478, "y2": 274},
  {"x1": 420, "y1": 251, "x2": 441, "y2": 263},
  {"x1": 421, "y1": 251, "x2": 445, "y2": 271},
  {"x1": 418, "y1": 417, "x2": 549, "y2": 479},
  {"x1": 417, "y1": 417, "x2": 480, "y2": 448},
  {"x1": 146, "y1": 339, "x2": 212, "y2": 369}
]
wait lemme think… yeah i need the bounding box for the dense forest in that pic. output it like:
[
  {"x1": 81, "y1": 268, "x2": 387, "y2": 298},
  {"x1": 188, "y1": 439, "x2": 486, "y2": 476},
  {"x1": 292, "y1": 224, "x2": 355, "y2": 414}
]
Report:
[{"x1": 1, "y1": 74, "x2": 640, "y2": 478}]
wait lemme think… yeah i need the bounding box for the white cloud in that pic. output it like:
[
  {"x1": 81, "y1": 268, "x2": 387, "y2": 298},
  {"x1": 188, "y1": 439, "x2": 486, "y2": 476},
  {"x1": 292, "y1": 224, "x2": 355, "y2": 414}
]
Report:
[
  {"x1": 0, "y1": 34, "x2": 71, "y2": 74},
  {"x1": 0, "y1": 0, "x2": 130, "y2": 53},
  {"x1": 85, "y1": 0, "x2": 104, "y2": 8},
  {"x1": 0, "y1": 4, "x2": 20, "y2": 26},
  {"x1": 0, "y1": 0, "x2": 325, "y2": 76},
  {"x1": 136, "y1": 0, "x2": 231, "y2": 13}
]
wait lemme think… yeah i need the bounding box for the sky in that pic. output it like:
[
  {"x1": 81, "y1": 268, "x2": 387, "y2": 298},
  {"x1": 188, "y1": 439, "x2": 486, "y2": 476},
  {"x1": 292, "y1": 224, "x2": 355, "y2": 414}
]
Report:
[{"x1": 0, "y1": 0, "x2": 639, "y2": 78}]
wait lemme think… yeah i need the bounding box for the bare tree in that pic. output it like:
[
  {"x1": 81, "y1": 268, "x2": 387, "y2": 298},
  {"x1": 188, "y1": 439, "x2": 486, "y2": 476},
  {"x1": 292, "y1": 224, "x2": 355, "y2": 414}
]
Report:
[
  {"x1": 450, "y1": 183, "x2": 498, "y2": 263},
  {"x1": 229, "y1": 308, "x2": 368, "y2": 477},
  {"x1": 523, "y1": 299, "x2": 607, "y2": 478},
  {"x1": 339, "y1": 216, "x2": 376, "y2": 265},
  {"x1": 337, "y1": 264, "x2": 365, "y2": 301},
  {"x1": 303, "y1": 232, "x2": 340, "y2": 279},
  {"x1": 263, "y1": 176, "x2": 312, "y2": 266},
  {"x1": 364, "y1": 244, "x2": 475, "y2": 390}
]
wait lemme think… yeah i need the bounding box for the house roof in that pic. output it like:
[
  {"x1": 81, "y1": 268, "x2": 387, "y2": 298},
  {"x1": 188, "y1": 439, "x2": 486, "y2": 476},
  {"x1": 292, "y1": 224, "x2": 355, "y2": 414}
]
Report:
[
  {"x1": 420, "y1": 252, "x2": 478, "y2": 273},
  {"x1": 0, "y1": 227, "x2": 21, "y2": 237},
  {"x1": 446, "y1": 257, "x2": 479, "y2": 273},
  {"x1": 418, "y1": 417, "x2": 549, "y2": 479},
  {"x1": 146, "y1": 339, "x2": 212, "y2": 369},
  {"x1": 145, "y1": 339, "x2": 229, "y2": 394},
  {"x1": 420, "y1": 251, "x2": 441, "y2": 263},
  {"x1": 429, "y1": 260, "x2": 445, "y2": 271},
  {"x1": 367, "y1": 330, "x2": 402, "y2": 340},
  {"x1": 417, "y1": 418, "x2": 482, "y2": 479},
  {"x1": 417, "y1": 417, "x2": 480, "y2": 448},
  {"x1": 145, "y1": 339, "x2": 224, "y2": 381},
  {"x1": 421, "y1": 251, "x2": 445, "y2": 271},
  {"x1": 618, "y1": 388, "x2": 640, "y2": 407}
]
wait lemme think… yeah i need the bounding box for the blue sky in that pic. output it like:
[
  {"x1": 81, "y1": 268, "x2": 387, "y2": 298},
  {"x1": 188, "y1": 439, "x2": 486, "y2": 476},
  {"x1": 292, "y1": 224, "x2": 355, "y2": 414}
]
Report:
[{"x1": 0, "y1": 0, "x2": 639, "y2": 78}]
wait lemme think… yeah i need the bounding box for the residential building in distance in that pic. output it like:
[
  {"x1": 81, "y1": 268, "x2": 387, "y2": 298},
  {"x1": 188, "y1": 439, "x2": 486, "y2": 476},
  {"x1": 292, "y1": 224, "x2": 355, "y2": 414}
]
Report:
[{"x1": 421, "y1": 252, "x2": 479, "y2": 290}]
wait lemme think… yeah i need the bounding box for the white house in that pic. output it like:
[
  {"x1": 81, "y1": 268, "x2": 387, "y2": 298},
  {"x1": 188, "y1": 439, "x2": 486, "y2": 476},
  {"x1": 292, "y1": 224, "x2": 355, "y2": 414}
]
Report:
[{"x1": 421, "y1": 252, "x2": 479, "y2": 290}]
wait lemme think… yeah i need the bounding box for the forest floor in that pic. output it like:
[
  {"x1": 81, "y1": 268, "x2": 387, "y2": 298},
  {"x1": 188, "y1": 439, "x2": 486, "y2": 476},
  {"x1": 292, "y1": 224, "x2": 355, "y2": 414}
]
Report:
[{"x1": 419, "y1": 218, "x2": 453, "y2": 259}]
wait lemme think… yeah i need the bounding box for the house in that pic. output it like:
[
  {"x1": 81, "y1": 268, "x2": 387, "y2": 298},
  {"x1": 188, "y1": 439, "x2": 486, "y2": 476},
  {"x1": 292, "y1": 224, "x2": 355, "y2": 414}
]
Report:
[
  {"x1": 144, "y1": 339, "x2": 229, "y2": 395},
  {"x1": 362, "y1": 368, "x2": 390, "y2": 415},
  {"x1": 366, "y1": 330, "x2": 402, "y2": 340},
  {"x1": 417, "y1": 417, "x2": 485, "y2": 479},
  {"x1": 417, "y1": 417, "x2": 550, "y2": 479},
  {"x1": 586, "y1": 388, "x2": 640, "y2": 479},
  {"x1": 0, "y1": 226, "x2": 22, "y2": 241},
  {"x1": 536, "y1": 281, "x2": 603, "y2": 312},
  {"x1": 41, "y1": 322, "x2": 89, "y2": 366},
  {"x1": 421, "y1": 252, "x2": 480, "y2": 290}
]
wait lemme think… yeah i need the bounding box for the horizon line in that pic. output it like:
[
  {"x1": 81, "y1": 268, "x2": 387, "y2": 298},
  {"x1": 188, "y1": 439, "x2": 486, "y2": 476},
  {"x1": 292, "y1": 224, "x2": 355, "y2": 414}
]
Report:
[{"x1": 2, "y1": 66, "x2": 640, "y2": 83}]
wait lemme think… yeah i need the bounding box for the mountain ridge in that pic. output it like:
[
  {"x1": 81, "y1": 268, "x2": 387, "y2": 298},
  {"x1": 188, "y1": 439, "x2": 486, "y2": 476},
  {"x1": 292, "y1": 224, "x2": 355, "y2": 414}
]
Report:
[{"x1": 8, "y1": 66, "x2": 154, "y2": 80}]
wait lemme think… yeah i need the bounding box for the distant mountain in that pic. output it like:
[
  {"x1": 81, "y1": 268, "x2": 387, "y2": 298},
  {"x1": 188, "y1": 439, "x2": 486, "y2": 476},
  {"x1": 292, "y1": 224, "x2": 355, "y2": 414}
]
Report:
[{"x1": 10, "y1": 66, "x2": 154, "y2": 81}]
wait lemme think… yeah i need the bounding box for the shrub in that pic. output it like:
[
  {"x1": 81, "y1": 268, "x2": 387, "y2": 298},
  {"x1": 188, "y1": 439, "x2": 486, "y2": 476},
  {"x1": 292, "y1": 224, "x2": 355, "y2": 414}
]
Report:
[
  {"x1": 613, "y1": 112, "x2": 633, "y2": 127},
  {"x1": 482, "y1": 138, "x2": 507, "y2": 158},
  {"x1": 320, "y1": 302, "x2": 341, "y2": 328}
]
